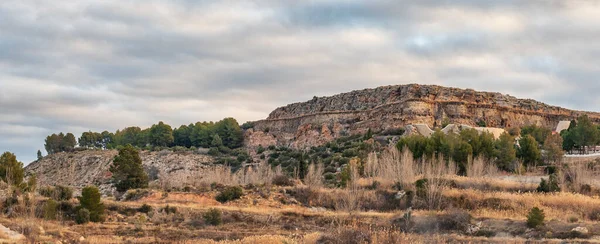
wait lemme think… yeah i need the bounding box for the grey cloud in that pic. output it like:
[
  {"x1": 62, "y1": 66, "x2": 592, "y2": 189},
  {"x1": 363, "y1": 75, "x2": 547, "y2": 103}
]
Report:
[{"x1": 1, "y1": 0, "x2": 599, "y2": 164}]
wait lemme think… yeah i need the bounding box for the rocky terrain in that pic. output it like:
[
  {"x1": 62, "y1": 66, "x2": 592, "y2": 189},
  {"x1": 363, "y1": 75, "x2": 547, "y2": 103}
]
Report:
[
  {"x1": 25, "y1": 150, "x2": 214, "y2": 195},
  {"x1": 246, "y1": 84, "x2": 600, "y2": 149}
]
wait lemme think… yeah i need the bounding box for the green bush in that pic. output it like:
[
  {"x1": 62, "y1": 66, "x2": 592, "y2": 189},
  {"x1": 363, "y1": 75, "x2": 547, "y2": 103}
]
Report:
[
  {"x1": 39, "y1": 185, "x2": 73, "y2": 201},
  {"x1": 216, "y1": 186, "x2": 243, "y2": 203},
  {"x1": 78, "y1": 186, "x2": 105, "y2": 222},
  {"x1": 75, "y1": 208, "x2": 90, "y2": 224},
  {"x1": 43, "y1": 199, "x2": 58, "y2": 220},
  {"x1": 526, "y1": 207, "x2": 545, "y2": 228},
  {"x1": 203, "y1": 208, "x2": 222, "y2": 226},
  {"x1": 537, "y1": 174, "x2": 560, "y2": 193},
  {"x1": 55, "y1": 185, "x2": 73, "y2": 201}
]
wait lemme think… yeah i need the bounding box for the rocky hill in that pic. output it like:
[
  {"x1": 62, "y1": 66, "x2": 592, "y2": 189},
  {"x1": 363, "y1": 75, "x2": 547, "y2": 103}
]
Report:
[
  {"x1": 246, "y1": 84, "x2": 600, "y2": 149},
  {"x1": 25, "y1": 150, "x2": 214, "y2": 195}
]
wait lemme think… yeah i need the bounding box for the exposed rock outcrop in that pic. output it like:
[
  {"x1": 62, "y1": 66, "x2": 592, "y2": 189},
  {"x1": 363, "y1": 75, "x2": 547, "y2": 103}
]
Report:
[
  {"x1": 246, "y1": 84, "x2": 600, "y2": 149},
  {"x1": 25, "y1": 150, "x2": 214, "y2": 194}
]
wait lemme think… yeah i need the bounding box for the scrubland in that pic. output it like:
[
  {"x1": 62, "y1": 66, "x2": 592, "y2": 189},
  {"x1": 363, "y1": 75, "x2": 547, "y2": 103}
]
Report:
[{"x1": 2, "y1": 146, "x2": 600, "y2": 244}]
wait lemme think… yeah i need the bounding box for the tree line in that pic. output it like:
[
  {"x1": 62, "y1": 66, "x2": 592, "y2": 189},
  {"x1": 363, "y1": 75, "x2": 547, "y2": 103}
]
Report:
[
  {"x1": 43, "y1": 117, "x2": 244, "y2": 155},
  {"x1": 396, "y1": 115, "x2": 600, "y2": 173}
]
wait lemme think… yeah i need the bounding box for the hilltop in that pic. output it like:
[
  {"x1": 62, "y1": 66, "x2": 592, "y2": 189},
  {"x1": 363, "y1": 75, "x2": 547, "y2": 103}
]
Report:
[{"x1": 246, "y1": 84, "x2": 600, "y2": 149}]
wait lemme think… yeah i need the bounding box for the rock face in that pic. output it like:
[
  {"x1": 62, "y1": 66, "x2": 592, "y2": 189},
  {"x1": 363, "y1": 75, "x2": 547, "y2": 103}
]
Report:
[
  {"x1": 25, "y1": 150, "x2": 214, "y2": 194},
  {"x1": 246, "y1": 84, "x2": 600, "y2": 149}
]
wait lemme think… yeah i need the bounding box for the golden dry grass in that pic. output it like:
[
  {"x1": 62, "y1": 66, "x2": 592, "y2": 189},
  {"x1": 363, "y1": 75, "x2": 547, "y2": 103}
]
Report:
[{"x1": 444, "y1": 187, "x2": 600, "y2": 220}]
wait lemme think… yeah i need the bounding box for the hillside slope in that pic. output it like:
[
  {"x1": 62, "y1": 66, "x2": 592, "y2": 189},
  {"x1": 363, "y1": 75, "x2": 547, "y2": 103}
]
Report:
[
  {"x1": 25, "y1": 150, "x2": 214, "y2": 194},
  {"x1": 246, "y1": 84, "x2": 600, "y2": 149}
]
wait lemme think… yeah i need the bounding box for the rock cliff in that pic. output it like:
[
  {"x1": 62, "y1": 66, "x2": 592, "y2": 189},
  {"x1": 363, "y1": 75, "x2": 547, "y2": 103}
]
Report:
[
  {"x1": 246, "y1": 84, "x2": 600, "y2": 149},
  {"x1": 25, "y1": 150, "x2": 214, "y2": 194}
]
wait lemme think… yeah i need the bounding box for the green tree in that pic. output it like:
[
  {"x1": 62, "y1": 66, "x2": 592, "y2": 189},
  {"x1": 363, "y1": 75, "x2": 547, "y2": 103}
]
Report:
[
  {"x1": 110, "y1": 145, "x2": 149, "y2": 192},
  {"x1": 62, "y1": 133, "x2": 77, "y2": 152},
  {"x1": 518, "y1": 135, "x2": 541, "y2": 166},
  {"x1": 190, "y1": 122, "x2": 214, "y2": 148},
  {"x1": 173, "y1": 124, "x2": 192, "y2": 147},
  {"x1": 78, "y1": 186, "x2": 105, "y2": 222},
  {"x1": 214, "y1": 118, "x2": 243, "y2": 148},
  {"x1": 0, "y1": 152, "x2": 24, "y2": 186},
  {"x1": 495, "y1": 133, "x2": 517, "y2": 171},
  {"x1": 521, "y1": 125, "x2": 552, "y2": 145},
  {"x1": 211, "y1": 134, "x2": 223, "y2": 147},
  {"x1": 149, "y1": 121, "x2": 174, "y2": 147},
  {"x1": 37, "y1": 150, "x2": 43, "y2": 160},
  {"x1": 543, "y1": 134, "x2": 564, "y2": 163},
  {"x1": 573, "y1": 115, "x2": 599, "y2": 154},
  {"x1": 44, "y1": 133, "x2": 62, "y2": 154}
]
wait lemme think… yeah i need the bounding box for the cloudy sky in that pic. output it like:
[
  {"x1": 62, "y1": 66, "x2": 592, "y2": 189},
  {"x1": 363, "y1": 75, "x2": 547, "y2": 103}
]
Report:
[{"x1": 1, "y1": 0, "x2": 599, "y2": 164}]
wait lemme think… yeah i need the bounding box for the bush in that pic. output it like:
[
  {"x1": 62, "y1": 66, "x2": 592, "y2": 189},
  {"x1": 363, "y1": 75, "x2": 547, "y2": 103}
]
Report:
[
  {"x1": 216, "y1": 186, "x2": 243, "y2": 203},
  {"x1": 537, "y1": 174, "x2": 560, "y2": 193},
  {"x1": 438, "y1": 209, "x2": 472, "y2": 232},
  {"x1": 43, "y1": 199, "x2": 58, "y2": 220},
  {"x1": 272, "y1": 175, "x2": 294, "y2": 186},
  {"x1": 75, "y1": 208, "x2": 90, "y2": 224},
  {"x1": 124, "y1": 189, "x2": 150, "y2": 201},
  {"x1": 162, "y1": 205, "x2": 177, "y2": 214},
  {"x1": 79, "y1": 186, "x2": 105, "y2": 222},
  {"x1": 526, "y1": 207, "x2": 545, "y2": 228},
  {"x1": 39, "y1": 185, "x2": 73, "y2": 201},
  {"x1": 138, "y1": 204, "x2": 153, "y2": 214},
  {"x1": 203, "y1": 208, "x2": 222, "y2": 226},
  {"x1": 58, "y1": 201, "x2": 75, "y2": 219},
  {"x1": 55, "y1": 185, "x2": 73, "y2": 201}
]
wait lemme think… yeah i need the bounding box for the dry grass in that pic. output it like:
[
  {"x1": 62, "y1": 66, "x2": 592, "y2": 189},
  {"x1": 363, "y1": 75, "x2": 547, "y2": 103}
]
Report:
[
  {"x1": 367, "y1": 146, "x2": 417, "y2": 188},
  {"x1": 466, "y1": 156, "x2": 499, "y2": 178},
  {"x1": 304, "y1": 163, "x2": 324, "y2": 189},
  {"x1": 444, "y1": 188, "x2": 600, "y2": 220},
  {"x1": 191, "y1": 163, "x2": 278, "y2": 187}
]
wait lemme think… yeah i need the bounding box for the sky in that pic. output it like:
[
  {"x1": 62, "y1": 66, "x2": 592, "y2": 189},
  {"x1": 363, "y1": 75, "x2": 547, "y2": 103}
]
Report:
[{"x1": 1, "y1": 0, "x2": 600, "y2": 164}]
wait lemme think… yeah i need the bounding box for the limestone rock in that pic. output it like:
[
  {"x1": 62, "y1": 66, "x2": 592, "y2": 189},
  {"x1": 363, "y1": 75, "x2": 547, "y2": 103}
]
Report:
[{"x1": 250, "y1": 84, "x2": 600, "y2": 149}]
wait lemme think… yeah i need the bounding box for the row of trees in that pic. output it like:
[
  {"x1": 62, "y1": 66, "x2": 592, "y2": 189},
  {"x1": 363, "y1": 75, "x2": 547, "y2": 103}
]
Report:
[
  {"x1": 396, "y1": 126, "x2": 565, "y2": 174},
  {"x1": 44, "y1": 133, "x2": 77, "y2": 154},
  {"x1": 44, "y1": 118, "x2": 244, "y2": 155},
  {"x1": 561, "y1": 115, "x2": 600, "y2": 154}
]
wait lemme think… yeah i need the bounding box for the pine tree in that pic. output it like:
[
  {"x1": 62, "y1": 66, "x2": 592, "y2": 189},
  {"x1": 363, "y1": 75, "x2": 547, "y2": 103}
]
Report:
[
  {"x1": 0, "y1": 152, "x2": 24, "y2": 186},
  {"x1": 110, "y1": 145, "x2": 148, "y2": 192}
]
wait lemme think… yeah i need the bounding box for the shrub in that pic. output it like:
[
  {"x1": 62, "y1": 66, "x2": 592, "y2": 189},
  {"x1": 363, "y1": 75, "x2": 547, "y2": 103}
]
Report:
[
  {"x1": 43, "y1": 199, "x2": 58, "y2": 220},
  {"x1": 138, "y1": 204, "x2": 153, "y2": 214},
  {"x1": 39, "y1": 185, "x2": 73, "y2": 201},
  {"x1": 203, "y1": 208, "x2": 222, "y2": 226},
  {"x1": 75, "y1": 208, "x2": 90, "y2": 224},
  {"x1": 526, "y1": 207, "x2": 545, "y2": 228},
  {"x1": 537, "y1": 174, "x2": 560, "y2": 193},
  {"x1": 272, "y1": 175, "x2": 294, "y2": 186},
  {"x1": 216, "y1": 186, "x2": 243, "y2": 203},
  {"x1": 78, "y1": 186, "x2": 105, "y2": 222},
  {"x1": 162, "y1": 205, "x2": 177, "y2": 214},
  {"x1": 39, "y1": 186, "x2": 55, "y2": 198},
  {"x1": 588, "y1": 208, "x2": 600, "y2": 221},
  {"x1": 124, "y1": 189, "x2": 151, "y2": 201},
  {"x1": 438, "y1": 209, "x2": 472, "y2": 232},
  {"x1": 55, "y1": 185, "x2": 73, "y2": 201},
  {"x1": 58, "y1": 201, "x2": 75, "y2": 219}
]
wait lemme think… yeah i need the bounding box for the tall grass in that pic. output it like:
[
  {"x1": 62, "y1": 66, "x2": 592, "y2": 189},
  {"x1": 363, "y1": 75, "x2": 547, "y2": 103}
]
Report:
[
  {"x1": 192, "y1": 163, "x2": 278, "y2": 187},
  {"x1": 466, "y1": 156, "x2": 499, "y2": 178},
  {"x1": 304, "y1": 163, "x2": 324, "y2": 189}
]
